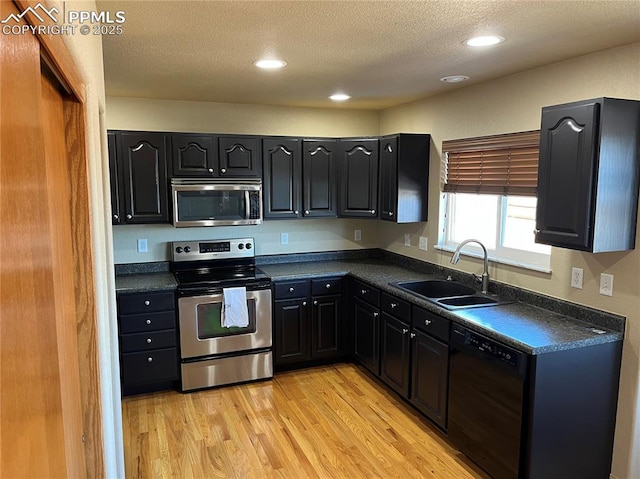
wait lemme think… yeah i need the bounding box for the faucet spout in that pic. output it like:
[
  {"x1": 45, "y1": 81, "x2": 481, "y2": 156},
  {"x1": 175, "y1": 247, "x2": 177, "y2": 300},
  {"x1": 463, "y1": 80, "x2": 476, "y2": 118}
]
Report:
[{"x1": 450, "y1": 238, "x2": 490, "y2": 294}]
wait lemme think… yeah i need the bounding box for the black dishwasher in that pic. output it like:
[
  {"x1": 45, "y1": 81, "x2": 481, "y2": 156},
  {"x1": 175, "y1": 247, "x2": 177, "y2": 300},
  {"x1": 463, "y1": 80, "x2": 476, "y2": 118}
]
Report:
[{"x1": 448, "y1": 324, "x2": 528, "y2": 479}]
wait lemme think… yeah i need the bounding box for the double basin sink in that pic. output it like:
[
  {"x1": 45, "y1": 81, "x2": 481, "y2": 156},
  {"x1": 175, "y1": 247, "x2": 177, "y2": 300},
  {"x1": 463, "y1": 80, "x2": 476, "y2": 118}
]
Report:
[{"x1": 392, "y1": 279, "x2": 509, "y2": 310}]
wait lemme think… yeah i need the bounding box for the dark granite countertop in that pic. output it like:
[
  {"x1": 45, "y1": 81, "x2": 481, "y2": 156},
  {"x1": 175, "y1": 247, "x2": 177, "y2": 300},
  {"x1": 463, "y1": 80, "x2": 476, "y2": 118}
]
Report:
[
  {"x1": 115, "y1": 272, "x2": 177, "y2": 294},
  {"x1": 260, "y1": 259, "x2": 624, "y2": 355}
]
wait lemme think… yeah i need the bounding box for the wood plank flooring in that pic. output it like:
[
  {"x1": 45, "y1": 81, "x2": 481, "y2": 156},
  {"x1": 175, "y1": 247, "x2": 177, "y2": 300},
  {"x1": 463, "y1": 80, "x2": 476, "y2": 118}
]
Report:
[{"x1": 122, "y1": 363, "x2": 489, "y2": 478}]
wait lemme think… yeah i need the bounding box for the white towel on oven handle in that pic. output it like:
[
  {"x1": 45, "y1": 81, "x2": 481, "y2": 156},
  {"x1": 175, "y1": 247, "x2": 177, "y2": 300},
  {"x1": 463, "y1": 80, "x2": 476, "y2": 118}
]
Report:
[{"x1": 222, "y1": 286, "x2": 249, "y2": 328}]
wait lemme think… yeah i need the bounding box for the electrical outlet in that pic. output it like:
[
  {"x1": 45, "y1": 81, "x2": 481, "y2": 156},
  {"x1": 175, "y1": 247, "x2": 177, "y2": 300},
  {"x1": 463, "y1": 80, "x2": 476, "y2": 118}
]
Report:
[
  {"x1": 571, "y1": 267, "x2": 583, "y2": 289},
  {"x1": 354, "y1": 229, "x2": 362, "y2": 242},
  {"x1": 419, "y1": 236, "x2": 428, "y2": 251},
  {"x1": 137, "y1": 238, "x2": 148, "y2": 253},
  {"x1": 599, "y1": 273, "x2": 614, "y2": 296},
  {"x1": 280, "y1": 233, "x2": 289, "y2": 245},
  {"x1": 404, "y1": 234, "x2": 411, "y2": 247}
]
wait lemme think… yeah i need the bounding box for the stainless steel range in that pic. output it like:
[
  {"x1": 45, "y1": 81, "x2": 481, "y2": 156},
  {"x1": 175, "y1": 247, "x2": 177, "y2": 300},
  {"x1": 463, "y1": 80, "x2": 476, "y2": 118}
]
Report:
[{"x1": 171, "y1": 238, "x2": 272, "y2": 392}]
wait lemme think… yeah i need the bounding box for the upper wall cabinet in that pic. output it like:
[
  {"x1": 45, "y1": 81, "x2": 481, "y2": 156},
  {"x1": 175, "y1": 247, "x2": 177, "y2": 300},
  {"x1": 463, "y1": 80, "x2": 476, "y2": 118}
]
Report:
[
  {"x1": 110, "y1": 131, "x2": 170, "y2": 225},
  {"x1": 303, "y1": 139, "x2": 338, "y2": 218},
  {"x1": 170, "y1": 134, "x2": 217, "y2": 177},
  {"x1": 535, "y1": 98, "x2": 640, "y2": 252},
  {"x1": 379, "y1": 134, "x2": 430, "y2": 223},
  {"x1": 108, "y1": 131, "x2": 122, "y2": 224},
  {"x1": 218, "y1": 135, "x2": 262, "y2": 177},
  {"x1": 263, "y1": 137, "x2": 302, "y2": 219},
  {"x1": 339, "y1": 138, "x2": 379, "y2": 218}
]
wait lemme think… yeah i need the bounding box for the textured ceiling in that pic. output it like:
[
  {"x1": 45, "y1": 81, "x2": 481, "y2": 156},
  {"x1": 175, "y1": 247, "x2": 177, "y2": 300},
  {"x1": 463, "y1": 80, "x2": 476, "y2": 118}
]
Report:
[{"x1": 99, "y1": 0, "x2": 640, "y2": 109}]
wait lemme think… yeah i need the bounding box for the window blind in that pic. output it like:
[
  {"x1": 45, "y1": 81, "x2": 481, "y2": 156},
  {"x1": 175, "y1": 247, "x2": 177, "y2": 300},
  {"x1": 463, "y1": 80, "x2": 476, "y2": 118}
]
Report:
[{"x1": 442, "y1": 130, "x2": 540, "y2": 196}]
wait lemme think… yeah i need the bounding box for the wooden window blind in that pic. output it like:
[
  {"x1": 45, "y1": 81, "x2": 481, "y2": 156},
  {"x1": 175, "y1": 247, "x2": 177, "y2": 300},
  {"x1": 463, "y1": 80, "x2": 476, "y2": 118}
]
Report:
[{"x1": 442, "y1": 130, "x2": 540, "y2": 196}]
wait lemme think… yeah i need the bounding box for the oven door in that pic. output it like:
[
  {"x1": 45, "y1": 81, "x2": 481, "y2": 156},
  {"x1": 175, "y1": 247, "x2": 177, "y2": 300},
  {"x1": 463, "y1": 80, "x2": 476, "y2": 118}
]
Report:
[{"x1": 178, "y1": 288, "x2": 272, "y2": 359}]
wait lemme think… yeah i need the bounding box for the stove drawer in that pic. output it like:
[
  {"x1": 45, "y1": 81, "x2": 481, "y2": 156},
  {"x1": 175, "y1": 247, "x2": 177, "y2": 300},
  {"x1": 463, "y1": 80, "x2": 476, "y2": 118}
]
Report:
[
  {"x1": 119, "y1": 311, "x2": 176, "y2": 334},
  {"x1": 118, "y1": 291, "x2": 175, "y2": 315},
  {"x1": 121, "y1": 348, "x2": 178, "y2": 386},
  {"x1": 120, "y1": 330, "x2": 176, "y2": 353}
]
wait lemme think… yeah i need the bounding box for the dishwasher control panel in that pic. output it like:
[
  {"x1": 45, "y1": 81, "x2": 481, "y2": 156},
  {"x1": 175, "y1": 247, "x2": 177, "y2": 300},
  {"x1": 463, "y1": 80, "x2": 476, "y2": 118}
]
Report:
[{"x1": 453, "y1": 325, "x2": 523, "y2": 368}]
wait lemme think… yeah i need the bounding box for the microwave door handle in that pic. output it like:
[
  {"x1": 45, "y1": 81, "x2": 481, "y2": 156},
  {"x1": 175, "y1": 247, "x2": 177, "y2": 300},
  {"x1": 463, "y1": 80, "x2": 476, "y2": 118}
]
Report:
[{"x1": 245, "y1": 190, "x2": 251, "y2": 219}]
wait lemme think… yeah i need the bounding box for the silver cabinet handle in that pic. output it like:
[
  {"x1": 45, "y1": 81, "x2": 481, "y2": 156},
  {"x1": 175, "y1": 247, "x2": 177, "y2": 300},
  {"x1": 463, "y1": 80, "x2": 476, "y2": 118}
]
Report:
[
  {"x1": 410, "y1": 333, "x2": 416, "y2": 339},
  {"x1": 146, "y1": 338, "x2": 152, "y2": 344},
  {"x1": 289, "y1": 287, "x2": 295, "y2": 293},
  {"x1": 305, "y1": 210, "x2": 310, "y2": 215},
  {"x1": 126, "y1": 214, "x2": 132, "y2": 220},
  {"x1": 424, "y1": 319, "x2": 432, "y2": 326},
  {"x1": 302, "y1": 301, "x2": 307, "y2": 306},
  {"x1": 147, "y1": 357, "x2": 153, "y2": 363},
  {"x1": 294, "y1": 210, "x2": 299, "y2": 215},
  {"x1": 388, "y1": 212, "x2": 394, "y2": 217},
  {"x1": 208, "y1": 168, "x2": 214, "y2": 173},
  {"x1": 146, "y1": 319, "x2": 151, "y2": 325},
  {"x1": 386, "y1": 145, "x2": 393, "y2": 153},
  {"x1": 373, "y1": 312, "x2": 379, "y2": 317},
  {"x1": 325, "y1": 283, "x2": 331, "y2": 289},
  {"x1": 144, "y1": 300, "x2": 150, "y2": 306},
  {"x1": 391, "y1": 303, "x2": 397, "y2": 309},
  {"x1": 113, "y1": 214, "x2": 119, "y2": 221},
  {"x1": 220, "y1": 168, "x2": 227, "y2": 174},
  {"x1": 313, "y1": 300, "x2": 318, "y2": 306},
  {"x1": 402, "y1": 328, "x2": 409, "y2": 334},
  {"x1": 533, "y1": 228, "x2": 540, "y2": 234},
  {"x1": 361, "y1": 289, "x2": 368, "y2": 295},
  {"x1": 370, "y1": 209, "x2": 376, "y2": 214}
]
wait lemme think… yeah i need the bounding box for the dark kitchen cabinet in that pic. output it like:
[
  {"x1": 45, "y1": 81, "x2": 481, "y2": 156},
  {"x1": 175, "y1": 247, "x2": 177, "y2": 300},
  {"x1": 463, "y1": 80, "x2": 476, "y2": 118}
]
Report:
[
  {"x1": 351, "y1": 279, "x2": 381, "y2": 375},
  {"x1": 410, "y1": 306, "x2": 449, "y2": 430},
  {"x1": 339, "y1": 138, "x2": 379, "y2": 217},
  {"x1": 108, "y1": 131, "x2": 122, "y2": 224},
  {"x1": 218, "y1": 135, "x2": 262, "y2": 177},
  {"x1": 117, "y1": 290, "x2": 178, "y2": 396},
  {"x1": 535, "y1": 97, "x2": 640, "y2": 252},
  {"x1": 380, "y1": 293, "x2": 411, "y2": 397},
  {"x1": 263, "y1": 137, "x2": 302, "y2": 219},
  {"x1": 303, "y1": 140, "x2": 338, "y2": 218},
  {"x1": 109, "y1": 131, "x2": 170, "y2": 224},
  {"x1": 379, "y1": 134, "x2": 430, "y2": 223},
  {"x1": 273, "y1": 277, "x2": 344, "y2": 367},
  {"x1": 170, "y1": 133, "x2": 217, "y2": 177}
]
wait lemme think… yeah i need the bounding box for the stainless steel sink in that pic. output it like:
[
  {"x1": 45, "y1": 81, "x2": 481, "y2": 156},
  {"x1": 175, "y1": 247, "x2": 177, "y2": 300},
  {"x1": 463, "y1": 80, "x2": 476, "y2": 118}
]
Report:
[{"x1": 391, "y1": 279, "x2": 509, "y2": 310}]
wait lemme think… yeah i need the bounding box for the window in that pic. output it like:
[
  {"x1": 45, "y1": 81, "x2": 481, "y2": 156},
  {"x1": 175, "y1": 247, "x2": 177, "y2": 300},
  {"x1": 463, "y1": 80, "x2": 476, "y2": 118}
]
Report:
[{"x1": 439, "y1": 130, "x2": 551, "y2": 272}]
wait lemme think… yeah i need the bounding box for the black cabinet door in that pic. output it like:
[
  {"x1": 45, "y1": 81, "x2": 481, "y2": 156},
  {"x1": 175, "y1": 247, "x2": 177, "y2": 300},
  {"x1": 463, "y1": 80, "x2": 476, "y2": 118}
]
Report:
[
  {"x1": 263, "y1": 138, "x2": 302, "y2": 219},
  {"x1": 108, "y1": 131, "x2": 122, "y2": 224},
  {"x1": 171, "y1": 134, "x2": 217, "y2": 177},
  {"x1": 274, "y1": 299, "x2": 310, "y2": 365},
  {"x1": 353, "y1": 298, "x2": 380, "y2": 375},
  {"x1": 118, "y1": 132, "x2": 169, "y2": 224},
  {"x1": 380, "y1": 312, "x2": 410, "y2": 397},
  {"x1": 303, "y1": 140, "x2": 338, "y2": 218},
  {"x1": 536, "y1": 102, "x2": 600, "y2": 250},
  {"x1": 339, "y1": 139, "x2": 379, "y2": 217},
  {"x1": 311, "y1": 294, "x2": 341, "y2": 360},
  {"x1": 379, "y1": 136, "x2": 398, "y2": 221},
  {"x1": 218, "y1": 135, "x2": 261, "y2": 177},
  {"x1": 410, "y1": 329, "x2": 449, "y2": 429}
]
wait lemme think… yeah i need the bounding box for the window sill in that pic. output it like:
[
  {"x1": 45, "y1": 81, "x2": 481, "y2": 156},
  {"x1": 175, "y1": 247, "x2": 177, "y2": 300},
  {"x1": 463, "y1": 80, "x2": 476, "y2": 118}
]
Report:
[{"x1": 434, "y1": 244, "x2": 552, "y2": 274}]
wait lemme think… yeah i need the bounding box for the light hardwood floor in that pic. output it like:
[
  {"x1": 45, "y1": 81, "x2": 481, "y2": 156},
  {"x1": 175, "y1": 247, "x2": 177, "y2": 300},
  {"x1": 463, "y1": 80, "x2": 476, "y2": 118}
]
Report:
[{"x1": 122, "y1": 363, "x2": 489, "y2": 478}]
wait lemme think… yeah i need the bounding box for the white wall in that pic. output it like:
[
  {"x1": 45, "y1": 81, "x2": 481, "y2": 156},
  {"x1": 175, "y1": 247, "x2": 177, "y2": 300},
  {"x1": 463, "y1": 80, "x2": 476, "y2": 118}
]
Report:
[{"x1": 379, "y1": 43, "x2": 640, "y2": 479}]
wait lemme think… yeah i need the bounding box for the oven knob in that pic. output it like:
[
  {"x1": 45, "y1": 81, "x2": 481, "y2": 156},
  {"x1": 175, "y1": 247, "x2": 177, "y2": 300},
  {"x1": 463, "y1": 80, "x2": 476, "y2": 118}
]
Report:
[
  {"x1": 175, "y1": 247, "x2": 183, "y2": 253},
  {"x1": 238, "y1": 243, "x2": 244, "y2": 250},
  {"x1": 184, "y1": 246, "x2": 191, "y2": 253},
  {"x1": 245, "y1": 243, "x2": 252, "y2": 249}
]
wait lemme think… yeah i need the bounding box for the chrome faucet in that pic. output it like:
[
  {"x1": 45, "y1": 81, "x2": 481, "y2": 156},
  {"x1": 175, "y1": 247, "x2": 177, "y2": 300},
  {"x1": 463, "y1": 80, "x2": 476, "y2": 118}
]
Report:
[{"x1": 450, "y1": 239, "x2": 490, "y2": 294}]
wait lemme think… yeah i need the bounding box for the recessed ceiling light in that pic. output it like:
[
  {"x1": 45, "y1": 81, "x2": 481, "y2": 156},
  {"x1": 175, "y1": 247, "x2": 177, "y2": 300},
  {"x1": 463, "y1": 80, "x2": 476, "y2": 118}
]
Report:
[
  {"x1": 254, "y1": 59, "x2": 287, "y2": 70},
  {"x1": 329, "y1": 93, "x2": 351, "y2": 101},
  {"x1": 464, "y1": 35, "x2": 505, "y2": 47},
  {"x1": 440, "y1": 75, "x2": 470, "y2": 83}
]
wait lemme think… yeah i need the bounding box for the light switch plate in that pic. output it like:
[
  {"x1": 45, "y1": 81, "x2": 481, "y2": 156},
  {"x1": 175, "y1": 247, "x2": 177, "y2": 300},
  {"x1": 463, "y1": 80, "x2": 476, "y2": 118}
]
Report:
[
  {"x1": 137, "y1": 238, "x2": 148, "y2": 253},
  {"x1": 280, "y1": 233, "x2": 288, "y2": 245},
  {"x1": 599, "y1": 273, "x2": 614, "y2": 296},
  {"x1": 354, "y1": 229, "x2": 362, "y2": 242},
  {"x1": 404, "y1": 234, "x2": 411, "y2": 247},
  {"x1": 571, "y1": 267, "x2": 583, "y2": 289},
  {"x1": 419, "y1": 237, "x2": 428, "y2": 251}
]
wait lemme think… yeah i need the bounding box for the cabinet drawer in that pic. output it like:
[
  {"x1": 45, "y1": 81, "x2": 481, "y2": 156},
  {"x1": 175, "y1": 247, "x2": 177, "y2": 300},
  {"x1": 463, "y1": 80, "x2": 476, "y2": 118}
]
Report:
[
  {"x1": 381, "y1": 293, "x2": 410, "y2": 319},
  {"x1": 274, "y1": 280, "x2": 309, "y2": 300},
  {"x1": 120, "y1": 348, "x2": 178, "y2": 386},
  {"x1": 311, "y1": 277, "x2": 343, "y2": 295},
  {"x1": 120, "y1": 329, "x2": 177, "y2": 353},
  {"x1": 118, "y1": 291, "x2": 175, "y2": 314},
  {"x1": 119, "y1": 310, "x2": 176, "y2": 334},
  {"x1": 412, "y1": 306, "x2": 450, "y2": 343},
  {"x1": 352, "y1": 279, "x2": 380, "y2": 307}
]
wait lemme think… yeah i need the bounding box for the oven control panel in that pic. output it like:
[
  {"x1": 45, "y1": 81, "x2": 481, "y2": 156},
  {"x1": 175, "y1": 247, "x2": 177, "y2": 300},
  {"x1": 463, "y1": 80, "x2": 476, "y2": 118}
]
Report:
[{"x1": 171, "y1": 238, "x2": 254, "y2": 261}]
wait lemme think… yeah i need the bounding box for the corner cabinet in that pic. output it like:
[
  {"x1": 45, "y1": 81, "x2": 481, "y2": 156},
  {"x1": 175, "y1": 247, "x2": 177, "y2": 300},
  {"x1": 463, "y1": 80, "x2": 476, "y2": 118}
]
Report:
[
  {"x1": 535, "y1": 98, "x2": 640, "y2": 252},
  {"x1": 379, "y1": 134, "x2": 430, "y2": 223},
  {"x1": 110, "y1": 131, "x2": 170, "y2": 224},
  {"x1": 339, "y1": 138, "x2": 379, "y2": 218}
]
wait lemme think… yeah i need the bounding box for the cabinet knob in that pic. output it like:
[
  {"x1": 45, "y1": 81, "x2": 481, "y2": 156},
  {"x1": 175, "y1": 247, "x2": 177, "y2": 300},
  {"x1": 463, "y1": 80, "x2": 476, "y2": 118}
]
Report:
[
  {"x1": 147, "y1": 357, "x2": 153, "y2": 363},
  {"x1": 373, "y1": 312, "x2": 379, "y2": 317},
  {"x1": 402, "y1": 328, "x2": 409, "y2": 334},
  {"x1": 220, "y1": 168, "x2": 227, "y2": 174},
  {"x1": 146, "y1": 319, "x2": 152, "y2": 325},
  {"x1": 146, "y1": 338, "x2": 152, "y2": 344},
  {"x1": 325, "y1": 283, "x2": 331, "y2": 289},
  {"x1": 208, "y1": 168, "x2": 214, "y2": 173},
  {"x1": 305, "y1": 210, "x2": 310, "y2": 215},
  {"x1": 302, "y1": 301, "x2": 307, "y2": 306},
  {"x1": 294, "y1": 210, "x2": 299, "y2": 215},
  {"x1": 533, "y1": 228, "x2": 540, "y2": 235},
  {"x1": 289, "y1": 287, "x2": 295, "y2": 293},
  {"x1": 410, "y1": 333, "x2": 416, "y2": 339},
  {"x1": 113, "y1": 214, "x2": 119, "y2": 221},
  {"x1": 126, "y1": 214, "x2": 132, "y2": 220},
  {"x1": 390, "y1": 303, "x2": 397, "y2": 308},
  {"x1": 370, "y1": 209, "x2": 376, "y2": 214},
  {"x1": 424, "y1": 319, "x2": 432, "y2": 326},
  {"x1": 144, "y1": 300, "x2": 150, "y2": 306},
  {"x1": 361, "y1": 289, "x2": 368, "y2": 295},
  {"x1": 313, "y1": 300, "x2": 318, "y2": 306},
  {"x1": 386, "y1": 145, "x2": 393, "y2": 153},
  {"x1": 388, "y1": 212, "x2": 394, "y2": 217}
]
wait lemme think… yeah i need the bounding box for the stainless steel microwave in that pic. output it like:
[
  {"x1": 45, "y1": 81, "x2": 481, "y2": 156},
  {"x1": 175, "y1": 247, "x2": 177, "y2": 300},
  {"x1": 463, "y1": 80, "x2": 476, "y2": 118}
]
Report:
[{"x1": 171, "y1": 179, "x2": 262, "y2": 227}]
